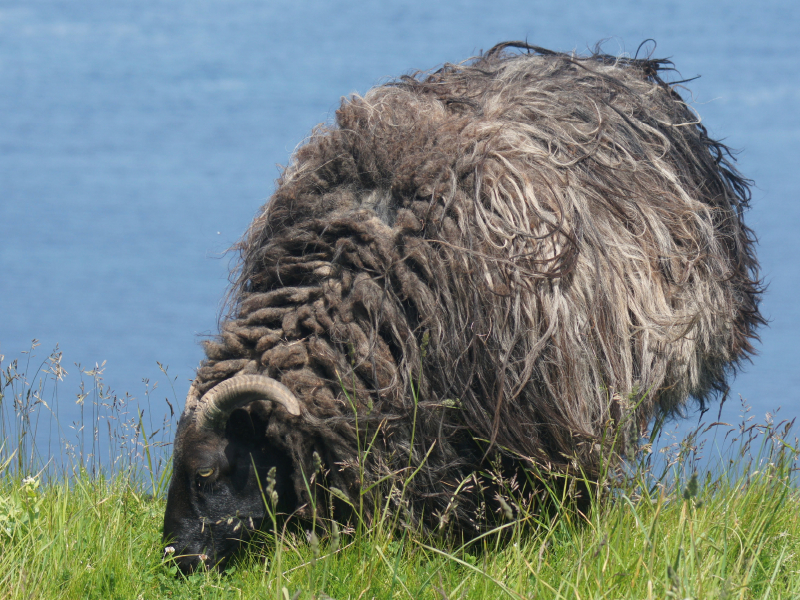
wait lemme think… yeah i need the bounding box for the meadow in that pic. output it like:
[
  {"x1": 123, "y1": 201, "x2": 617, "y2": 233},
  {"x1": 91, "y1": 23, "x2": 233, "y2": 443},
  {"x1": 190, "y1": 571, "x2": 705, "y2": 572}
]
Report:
[{"x1": 1, "y1": 343, "x2": 799, "y2": 599}]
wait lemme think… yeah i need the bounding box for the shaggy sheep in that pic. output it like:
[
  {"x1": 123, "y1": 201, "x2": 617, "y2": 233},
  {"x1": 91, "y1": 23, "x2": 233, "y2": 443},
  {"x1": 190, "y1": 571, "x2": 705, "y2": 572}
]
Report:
[{"x1": 163, "y1": 41, "x2": 762, "y2": 571}]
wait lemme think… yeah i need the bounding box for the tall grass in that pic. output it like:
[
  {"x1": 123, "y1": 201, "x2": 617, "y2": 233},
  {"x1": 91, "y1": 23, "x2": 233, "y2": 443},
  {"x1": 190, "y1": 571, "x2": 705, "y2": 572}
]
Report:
[
  {"x1": 0, "y1": 341, "x2": 176, "y2": 492},
  {"x1": 1, "y1": 342, "x2": 799, "y2": 599}
]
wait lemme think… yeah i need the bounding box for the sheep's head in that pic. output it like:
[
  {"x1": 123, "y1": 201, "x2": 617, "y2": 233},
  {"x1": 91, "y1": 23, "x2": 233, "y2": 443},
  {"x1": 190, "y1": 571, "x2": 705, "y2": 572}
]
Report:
[{"x1": 163, "y1": 375, "x2": 300, "y2": 572}]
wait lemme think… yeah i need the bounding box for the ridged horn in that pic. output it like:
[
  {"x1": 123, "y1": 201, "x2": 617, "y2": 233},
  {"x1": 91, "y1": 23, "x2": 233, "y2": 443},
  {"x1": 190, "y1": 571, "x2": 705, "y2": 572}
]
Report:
[{"x1": 195, "y1": 374, "x2": 301, "y2": 430}]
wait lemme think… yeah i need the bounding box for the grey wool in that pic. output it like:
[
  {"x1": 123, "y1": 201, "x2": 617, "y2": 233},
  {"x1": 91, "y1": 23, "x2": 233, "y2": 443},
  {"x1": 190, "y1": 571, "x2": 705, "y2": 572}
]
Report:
[{"x1": 182, "y1": 42, "x2": 762, "y2": 534}]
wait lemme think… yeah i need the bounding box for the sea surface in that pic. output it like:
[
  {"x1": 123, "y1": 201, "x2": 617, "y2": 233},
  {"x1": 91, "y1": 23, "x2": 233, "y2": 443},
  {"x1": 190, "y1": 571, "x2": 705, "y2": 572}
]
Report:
[{"x1": 1, "y1": 0, "x2": 798, "y2": 462}]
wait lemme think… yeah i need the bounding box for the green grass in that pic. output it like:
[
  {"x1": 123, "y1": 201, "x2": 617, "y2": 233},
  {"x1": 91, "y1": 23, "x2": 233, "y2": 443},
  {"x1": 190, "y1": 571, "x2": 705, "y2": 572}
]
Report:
[
  {"x1": 2, "y1": 344, "x2": 800, "y2": 599},
  {"x1": 2, "y1": 447, "x2": 799, "y2": 599}
]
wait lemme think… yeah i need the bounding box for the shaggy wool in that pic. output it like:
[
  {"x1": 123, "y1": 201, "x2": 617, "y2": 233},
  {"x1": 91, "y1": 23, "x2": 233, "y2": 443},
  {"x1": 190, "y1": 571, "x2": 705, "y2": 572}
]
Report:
[{"x1": 184, "y1": 42, "x2": 762, "y2": 531}]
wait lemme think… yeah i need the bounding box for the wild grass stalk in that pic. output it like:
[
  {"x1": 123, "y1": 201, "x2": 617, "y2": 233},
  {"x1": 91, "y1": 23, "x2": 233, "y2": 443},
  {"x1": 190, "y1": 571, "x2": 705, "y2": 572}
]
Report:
[{"x1": 0, "y1": 342, "x2": 176, "y2": 489}]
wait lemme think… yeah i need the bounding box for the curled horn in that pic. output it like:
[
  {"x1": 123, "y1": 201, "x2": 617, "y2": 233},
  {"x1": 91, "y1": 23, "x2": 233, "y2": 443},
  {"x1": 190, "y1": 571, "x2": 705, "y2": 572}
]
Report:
[{"x1": 195, "y1": 374, "x2": 301, "y2": 430}]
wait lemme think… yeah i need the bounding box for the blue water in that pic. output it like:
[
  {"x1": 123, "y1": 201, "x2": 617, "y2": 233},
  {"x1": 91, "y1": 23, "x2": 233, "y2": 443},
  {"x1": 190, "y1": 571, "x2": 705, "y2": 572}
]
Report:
[{"x1": 1, "y1": 0, "x2": 798, "y2": 458}]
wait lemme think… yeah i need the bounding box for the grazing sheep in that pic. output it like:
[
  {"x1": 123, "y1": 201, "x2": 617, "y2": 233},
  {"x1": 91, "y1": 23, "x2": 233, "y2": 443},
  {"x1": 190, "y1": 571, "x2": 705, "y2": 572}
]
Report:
[{"x1": 163, "y1": 41, "x2": 762, "y2": 571}]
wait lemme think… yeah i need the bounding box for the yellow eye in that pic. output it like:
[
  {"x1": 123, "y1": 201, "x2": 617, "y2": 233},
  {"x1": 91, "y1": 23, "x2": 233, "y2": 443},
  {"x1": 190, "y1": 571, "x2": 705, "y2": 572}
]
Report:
[{"x1": 197, "y1": 467, "x2": 214, "y2": 478}]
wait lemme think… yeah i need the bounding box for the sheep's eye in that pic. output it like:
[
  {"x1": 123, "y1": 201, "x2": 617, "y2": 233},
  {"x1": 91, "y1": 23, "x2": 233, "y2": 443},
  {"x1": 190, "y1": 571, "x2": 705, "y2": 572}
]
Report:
[{"x1": 197, "y1": 467, "x2": 214, "y2": 478}]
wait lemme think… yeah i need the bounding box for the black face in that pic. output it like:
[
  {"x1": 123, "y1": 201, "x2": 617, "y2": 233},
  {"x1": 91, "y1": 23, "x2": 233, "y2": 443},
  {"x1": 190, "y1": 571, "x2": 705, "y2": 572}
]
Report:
[{"x1": 163, "y1": 404, "x2": 295, "y2": 573}]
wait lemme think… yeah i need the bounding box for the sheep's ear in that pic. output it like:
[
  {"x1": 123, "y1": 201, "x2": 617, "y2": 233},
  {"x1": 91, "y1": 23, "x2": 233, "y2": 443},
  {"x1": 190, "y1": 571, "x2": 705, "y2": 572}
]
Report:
[
  {"x1": 195, "y1": 374, "x2": 301, "y2": 431},
  {"x1": 224, "y1": 404, "x2": 270, "y2": 442}
]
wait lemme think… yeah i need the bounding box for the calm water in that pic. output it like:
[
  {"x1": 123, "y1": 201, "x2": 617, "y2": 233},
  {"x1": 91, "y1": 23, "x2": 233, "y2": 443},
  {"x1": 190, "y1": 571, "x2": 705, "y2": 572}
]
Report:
[{"x1": 1, "y1": 0, "x2": 798, "y2": 454}]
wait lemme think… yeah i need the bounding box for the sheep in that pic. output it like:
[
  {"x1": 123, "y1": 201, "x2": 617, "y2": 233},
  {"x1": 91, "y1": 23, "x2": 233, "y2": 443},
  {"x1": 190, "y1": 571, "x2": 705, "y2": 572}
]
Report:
[{"x1": 163, "y1": 41, "x2": 762, "y2": 572}]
